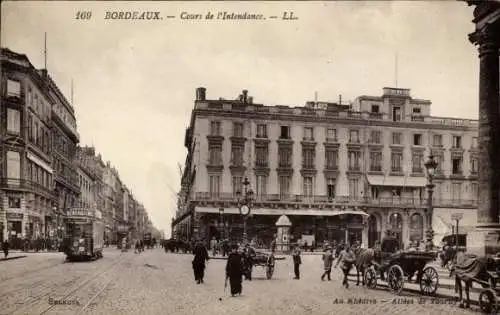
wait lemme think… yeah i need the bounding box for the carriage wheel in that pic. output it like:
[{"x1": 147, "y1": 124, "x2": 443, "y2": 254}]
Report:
[
  {"x1": 364, "y1": 267, "x2": 377, "y2": 289},
  {"x1": 479, "y1": 289, "x2": 498, "y2": 314},
  {"x1": 419, "y1": 267, "x2": 439, "y2": 296},
  {"x1": 387, "y1": 265, "x2": 405, "y2": 295},
  {"x1": 266, "y1": 265, "x2": 274, "y2": 279}
]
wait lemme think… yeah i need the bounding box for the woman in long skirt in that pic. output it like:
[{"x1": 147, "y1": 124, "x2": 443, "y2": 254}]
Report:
[{"x1": 225, "y1": 244, "x2": 244, "y2": 296}]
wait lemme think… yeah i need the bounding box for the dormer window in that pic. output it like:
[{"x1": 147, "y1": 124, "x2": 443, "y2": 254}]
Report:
[
  {"x1": 413, "y1": 134, "x2": 422, "y2": 146},
  {"x1": 371, "y1": 105, "x2": 380, "y2": 113},
  {"x1": 280, "y1": 126, "x2": 290, "y2": 139},
  {"x1": 413, "y1": 107, "x2": 421, "y2": 115}
]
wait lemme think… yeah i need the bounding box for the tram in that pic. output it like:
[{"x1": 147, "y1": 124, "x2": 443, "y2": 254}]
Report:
[{"x1": 64, "y1": 208, "x2": 105, "y2": 261}]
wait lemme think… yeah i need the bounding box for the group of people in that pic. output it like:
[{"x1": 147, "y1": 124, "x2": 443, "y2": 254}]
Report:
[{"x1": 190, "y1": 240, "x2": 257, "y2": 296}]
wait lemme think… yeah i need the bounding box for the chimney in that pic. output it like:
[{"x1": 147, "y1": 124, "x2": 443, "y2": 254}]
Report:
[
  {"x1": 195, "y1": 87, "x2": 206, "y2": 101},
  {"x1": 242, "y1": 90, "x2": 248, "y2": 103},
  {"x1": 339, "y1": 94, "x2": 342, "y2": 105},
  {"x1": 248, "y1": 96, "x2": 253, "y2": 104}
]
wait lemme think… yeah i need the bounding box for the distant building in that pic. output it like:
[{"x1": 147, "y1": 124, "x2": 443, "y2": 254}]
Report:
[{"x1": 172, "y1": 87, "x2": 478, "y2": 248}]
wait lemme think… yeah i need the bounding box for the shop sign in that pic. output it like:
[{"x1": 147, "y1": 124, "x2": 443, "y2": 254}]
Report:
[
  {"x1": 67, "y1": 208, "x2": 92, "y2": 217},
  {"x1": 117, "y1": 225, "x2": 128, "y2": 232},
  {"x1": 6, "y1": 213, "x2": 23, "y2": 220}
]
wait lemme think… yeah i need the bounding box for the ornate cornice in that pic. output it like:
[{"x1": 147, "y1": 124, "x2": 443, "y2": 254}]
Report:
[
  {"x1": 207, "y1": 135, "x2": 224, "y2": 145},
  {"x1": 229, "y1": 165, "x2": 246, "y2": 174},
  {"x1": 301, "y1": 141, "x2": 317, "y2": 148},
  {"x1": 300, "y1": 169, "x2": 317, "y2": 176},
  {"x1": 230, "y1": 137, "x2": 247, "y2": 145},
  {"x1": 206, "y1": 165, "x2": 223, "y2": 173},
  {"x1": 253, "y1": 167, "x2": 270, "y2": 176},
  {"x1": 253, "y1": 138, "x2": 270, "y2": 145},
  {"x1": 323, "y1": 142, "x2": 340, "y2": 149},
  {"x1": 277, "y1": 139, "x2": 294, "y2": 146},
  {"x1": 323, "y1": 169, "x2": 339, "y2": 178},
  {"x1": 276, "y1": 167, "x2": 293, "y2": 175},
  {"x1": 346, "y1": 143, "x2": 363, "y2": 150}
]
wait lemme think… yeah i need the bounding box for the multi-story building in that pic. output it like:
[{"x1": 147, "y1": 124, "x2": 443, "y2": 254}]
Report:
[
  {"x1": 1, "y1": 49, "x2": 56, "y2": 247},
  {"x1": 75, "y1": 148, "x2": 97, "y2": 214},
  {"x1": 172, "y1": 87, "x2": 479, "y2": 248},
  {"x1": 103, "y1": 162, "x2": 119, "y2": 242},
  {"x1": 48, "y1": 74, "x2": 80, "y2": 239}
]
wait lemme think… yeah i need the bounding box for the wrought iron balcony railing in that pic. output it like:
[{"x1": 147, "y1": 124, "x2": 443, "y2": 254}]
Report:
[{"x1": 0, "y1": 178, "x2": 54, "y2": 196}]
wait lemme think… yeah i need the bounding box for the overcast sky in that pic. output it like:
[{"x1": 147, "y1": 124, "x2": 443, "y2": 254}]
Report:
[{"x1": 1, "y1": 1, "x2": 478, "y2": 237}]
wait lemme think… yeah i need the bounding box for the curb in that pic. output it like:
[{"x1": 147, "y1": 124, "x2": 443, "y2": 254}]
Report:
[
  {"x1": 209, "y1": 256, "x2": 287, "y2": 260},
  {"x1": 0, "y1": 255, "x2": 27, "y2": 262}
]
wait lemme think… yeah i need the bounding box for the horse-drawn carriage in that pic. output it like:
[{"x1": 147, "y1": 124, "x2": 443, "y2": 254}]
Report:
[
  {"x1": 453, "y1": 254, "x2": 500, "y2": 314},
  {"x1": 242, "y1": 247, "x2": 275, "y2": 280},
  {"x1": 363, "y1": 250, "x2": 439, "y2": 295}
]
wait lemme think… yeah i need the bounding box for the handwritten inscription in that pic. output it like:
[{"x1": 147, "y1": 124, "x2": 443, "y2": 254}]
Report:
[{"x1": 74, "y1": 10, "x2": 298, "y2": 22}]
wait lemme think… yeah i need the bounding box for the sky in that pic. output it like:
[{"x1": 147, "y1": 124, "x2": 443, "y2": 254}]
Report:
[{"x1": 1, "y1": 1, "x2": 478, "y2": 237}]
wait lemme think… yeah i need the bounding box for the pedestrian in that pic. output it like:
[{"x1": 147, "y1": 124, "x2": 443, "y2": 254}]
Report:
[
  {"x1": 243, "y1": 243, "x2": 256, "y2": 281},
  {"x1": 225, "y1": 243, "x2": 244, "y2": 296},
  {"x1": 321, "y1": 247, "x2": 334, "y2": 281},
  {"x1": 192, "y1": 240, "x2": 209, "y2": 284},
  {"x1": 270, "y1": 238, "x2": 276, "y2": 253},
  {"x1": 292, "y1": 244, "x2": 302, "y2": 279},
  {"x1": 2, "y1": 240, "x2": 10, "y2": 259},
  {"x1": 334, "y1": 244, "x2": 356, "y2": 288}
]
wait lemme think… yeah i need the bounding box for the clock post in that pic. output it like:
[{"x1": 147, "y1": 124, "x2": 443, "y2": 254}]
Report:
[{"x1": 236, "y1": 176, "x2": 254, "y2": 245}]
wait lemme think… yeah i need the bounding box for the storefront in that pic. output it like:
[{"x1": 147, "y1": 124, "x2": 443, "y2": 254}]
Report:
[{"x1": 6, "y1": 212, "x2": 23, "y2": 249}]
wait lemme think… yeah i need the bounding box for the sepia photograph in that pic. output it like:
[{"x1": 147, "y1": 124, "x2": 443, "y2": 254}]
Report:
[{"x1": 1, "y1": 0, "x2": 500, "y2": 314}]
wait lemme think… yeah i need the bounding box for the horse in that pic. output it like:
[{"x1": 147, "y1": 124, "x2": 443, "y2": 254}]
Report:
[
  {"x1": 452, "y1": 254, "x2": 499, "y2": 309},
  {"x1": 353, "y1": 247, "x2": 378, "y2": 286}
]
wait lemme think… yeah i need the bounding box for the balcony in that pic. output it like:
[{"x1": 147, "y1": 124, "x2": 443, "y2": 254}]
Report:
[{"x1": 0, "y1": 178, "x2": 55, "y2": 198}]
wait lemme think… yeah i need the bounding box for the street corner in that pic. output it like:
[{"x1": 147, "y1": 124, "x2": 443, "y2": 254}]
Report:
[{"x1": 0, "y1": 255, "x2": 27, "y2": 262}]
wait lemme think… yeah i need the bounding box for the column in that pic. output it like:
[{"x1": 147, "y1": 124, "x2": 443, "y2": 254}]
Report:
[{"x1": 474, "y1": 28, "x2": 500, "y2": 228}]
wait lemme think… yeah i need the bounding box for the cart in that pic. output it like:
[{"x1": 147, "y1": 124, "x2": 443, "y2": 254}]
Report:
[
  {"x1": 364, "y1": 250, "x2": 439, "y2": 295},
  {"x1": 243, "y1": 248, "x2": 275, "y2": 280}
]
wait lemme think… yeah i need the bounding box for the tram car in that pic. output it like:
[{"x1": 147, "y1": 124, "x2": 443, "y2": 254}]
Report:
[{"x1": 64, "y1": 208, "x2": 105, "y2": 261}]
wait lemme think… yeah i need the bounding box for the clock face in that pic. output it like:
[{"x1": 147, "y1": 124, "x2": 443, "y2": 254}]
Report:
[{"x1": 240, "y1": 205, "x2": 250, "y2": 216}]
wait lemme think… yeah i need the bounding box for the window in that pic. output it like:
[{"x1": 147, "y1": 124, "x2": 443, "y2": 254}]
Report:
[
  {"x1": 371, "y1": 105, "x2": 379, "y2": 113},
  {"x1": 280, "y1": 126, "x2": 290, "y2": 139},
  {"x1": 326, "y1": 128, "x2": 337, "y2": 141},
  {"x1": 6, "y1": 79, "x2": 21, "y2": 97},
  {"x1": 369, "y1": 131, "x2": 381, "y2": 144},
  {"x1": 433, "y1": 134, "x2": 442, "y2": 147},
  {"x1": 6, "y1": 108, "x2": 21, "y2": 134},
  {"x1": 452, "y1": 183, "x2": 461, "y2": 203},
  {"x1": 231, "y1": 146, "x2": 244, "y2": 166},
  {"x1": 370, "y1": 151, "x2": 382, "y2": 172},
  {"x1": 255, "y1": 146, "x2": 268, "y2": 167},
  {"x1": 349, "y1": 130, "x2": 359, "y2": 143},
  {"x1": 302, "y1": 148, "x2": 315, "y2": 168},
  {"x1": 452, "y1": 157, "x2": 462, "y2": 174},
  {"x1": 412, "y1": 153, "x2": 423, "y2": 173},
  {"x1": 303, "y1": 127, "x2": 314, "y2": 141},
  {"x1": 210, "y1": 121, "x2": 221, "y2": 136},
  {"x1": 471, "y1": 183, "x2": 479, "y2": 199},
  {"x1": 348, "y1": 151, "x2": 361, "y2": 171},
  {"x1": 278, "y1": 147, "x2": 292, "y2": 168},
  {"x1": 255, "y1": 175, "x2": 267, "y2": 197},
  {"x1": 303, "y1": 177, "x2": 313, "y2": 197},
  {"x1": 392, "y1": 132, "x2": 402, "y2": 145},
  {"x1": 256, "y1": 124, "x2": 267, "y2": 138},
  {"x1": 208, "y1": 145, "x2": 222, "y2": 165},
  {"x1": 435, "y1": 153, "x2": 445, "y2": 173},
  {"x1": 452, "y1": 136, "x2": 462, "y2": 149},
  {"x1": 6, "y1": 151, "x2": 21, "y2": 179},
  {"x1": 471, "y1": 157, "x2": 478, "y2": 174},
  {"x1": 391, "y1": 151, "x2": 403, "y2": 172},
  {"x1": 392, "y1": 106, "x2": 401, "y2": 122},
  {"x1": 472, "y1": 137, "x2": 478, "y2": 149},
  {"x1": 233, "y1": 122, "x2": 244, "y2": 137},
  {"x1": 209, "y1": 175, "x2": 221, "y2": 197},
  {"x1": 349, "y1": 178, "x2": 359, "y2": 199},
  {"x1": 412, "y1": 107, "x2": 421, "y2": 114},
  {"x1": 232, "y1": 176, "x2": 243, "y2": 196},
  {"x1": 413, "y1": 134, "x2": 422, "y2": 146},
  {"x1": 327, "y1": 179, "x2": 336, "y2": 199},
  {"x1": 325, "y1": 150, "x2": 338, "y2": 169},
  {"x1": 8, "y1": 197, "x2": 21, "y2": 208},
  {"x1": 279, "y1": 176, "x2": 291, "y2": 199},
  {"x1": 409, "y1": 213, "x2": 423, "y2": 241}
]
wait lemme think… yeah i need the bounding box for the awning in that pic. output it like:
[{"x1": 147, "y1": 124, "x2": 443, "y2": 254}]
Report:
[
  {"x1": 432, "y1": 208, "x2": 477, "y2": 242},
  {"x1": 27, "y1": 152, "x2": 53, "y2": 174},
  {"x1": 366, "y1": 175, "x2": 427, "y2": 187},
  {"x1": 195, "y1": 207, "x2": 369, "y2": 217}
]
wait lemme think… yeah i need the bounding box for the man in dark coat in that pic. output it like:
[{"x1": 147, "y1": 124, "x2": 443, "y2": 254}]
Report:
[
  {"x1": 225, "y1": 244, "x2": 243, "y2": 296},
  {"x1": 3, "y1": 240, "x2": 10, "y2": 259},
  {"x1": 292, "y1": 245, "x2": 302, "y2": 279},
  {"x1": 192, "y1": 241, "x2": 209, "y2": 284}
]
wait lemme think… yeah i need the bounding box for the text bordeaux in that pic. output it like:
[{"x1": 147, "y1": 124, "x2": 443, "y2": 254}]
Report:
[{"x1": 104, "y1": 11, "x2": 162, "y2": 20}]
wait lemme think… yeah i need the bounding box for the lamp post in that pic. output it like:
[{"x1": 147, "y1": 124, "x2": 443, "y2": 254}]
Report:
[
  {"x1": 236, "y1": 176, "x2": 254, "y2": 244},
  {"x1": 219, "y1": 207, "x2": 224, "y2": 240},
  {"x1": 424, "y1": 155, "x2": 438, "y2": 250}
]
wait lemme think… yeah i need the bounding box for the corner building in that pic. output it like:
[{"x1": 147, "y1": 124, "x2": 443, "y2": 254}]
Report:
[{"x1": 173, "y1": 87, "x2": 479, "y2": 248}]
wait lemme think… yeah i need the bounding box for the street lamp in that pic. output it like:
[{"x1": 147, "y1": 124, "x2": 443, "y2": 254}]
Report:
[
  {"x1": 424, "y1": 155, "x2": 438, "y2": 251},
  {"x1": 219, "y1": 207, "x2": 224, "y2": 240},
  {"x1": 236, "y1": 176, "x2": 254, "y2": 244}
]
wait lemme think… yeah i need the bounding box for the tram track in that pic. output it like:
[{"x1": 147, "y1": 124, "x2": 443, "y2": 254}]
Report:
[
  {"x1": 37, "y1": 253, "x2": 136, "y2": 315},
  {"x1": 1, "y1": 253, "x2": 128, "y2": 315}
]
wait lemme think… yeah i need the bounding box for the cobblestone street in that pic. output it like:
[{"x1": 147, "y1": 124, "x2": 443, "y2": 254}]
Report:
[{"x1": 0, "y1": 249, "x2": 483, "y2": 315}]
